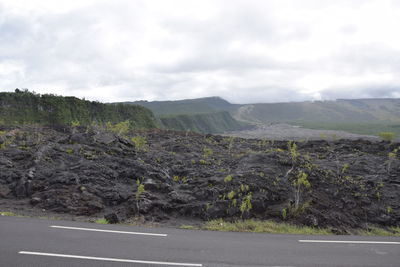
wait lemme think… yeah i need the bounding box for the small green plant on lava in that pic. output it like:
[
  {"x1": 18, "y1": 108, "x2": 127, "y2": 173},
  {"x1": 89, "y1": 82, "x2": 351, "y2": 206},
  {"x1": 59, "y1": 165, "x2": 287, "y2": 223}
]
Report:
[
  {"x1": 240, "y1": 192, "x2": 252, "y2": 217},
  {"x1": 292, "y1": 171, "x2": 311, "y2": 211},
  {"x1": 378, "y1": 131, "x2": 396, "y2": 142},
  {"x1": 202, "y1": 147, "x2": 213, "y2": 159},
  {"x1": 387, "y1": 147, "x2": 398, "y2": 174},
  {"x1": 131, "y1": 136, "x2": 148, "y2": 151},
  {"x1": 224, "y1": 175, "x2": 233, "y2": 183},
  {"x1": 135, "y1": 178, "x2": 145, "y2": 213}
]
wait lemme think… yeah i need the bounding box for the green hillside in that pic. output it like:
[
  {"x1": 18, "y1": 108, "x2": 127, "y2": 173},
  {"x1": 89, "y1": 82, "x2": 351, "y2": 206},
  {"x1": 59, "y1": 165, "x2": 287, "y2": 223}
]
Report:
[
  {"x1": 0, "y1": 90, "x2": 158, "y2": 129},
  {"x1": 125, "y1": 96, "x2": 247, "y2": 133},
  {"x1": 127, "y1": 96, "x2": 237, "y2": 115},
  {"x1": 159, "y1": 111, "x2": 247, "y2": 134}
]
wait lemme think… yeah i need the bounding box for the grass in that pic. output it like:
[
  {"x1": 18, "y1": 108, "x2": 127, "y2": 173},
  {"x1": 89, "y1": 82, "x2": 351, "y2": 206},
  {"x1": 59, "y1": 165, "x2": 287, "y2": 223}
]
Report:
[
  {"x1": 204, "y1": 219, "x2": 332, "y2": 235},
  {"x1": 179, "y1": 225, "x2": 198, "y2": 230},
  {"x1": 356, "y1": 227, "x2": 400, "y2": 237},
  {"x1": 95, "y1": 218, "x2": 108, "y2": 224},
  {"x1": 0, "y1": 211, "x2": 18, "y2": 216},
  {"x1": 203, "y1": 219, "x2": 400, "y2": 236}
]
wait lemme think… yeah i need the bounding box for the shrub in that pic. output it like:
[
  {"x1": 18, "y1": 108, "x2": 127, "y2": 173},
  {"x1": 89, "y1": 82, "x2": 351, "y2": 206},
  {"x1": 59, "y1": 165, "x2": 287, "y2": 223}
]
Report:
[
  {"x1": 135, "y1": 179, "x2": 145, "y2": 213},
  {"x1": 95, "y1": 218, "x2": 108, "y2": 224},
  {"x1": 224, "y1": 175, "x2": 233, "y2": 183},
  {"x1": 292, "y1": 171, "x2": 311, "y2": 210},
  {"x1": 203, "y1": 147, "x2": 213, "y2": 159},
  {"x1": 282, "y1": 208, "x2": 287, "y2": 220},
  {"x1": 378, "y1": 132, "x2": 396, "y2": 142},
  {"x1": 131, "y1": 136, "x2": 148, "y2": 151},
  {"x1": 136, "y1": 179, "x2": 145, "y2": 201},
  {"x1": 240, "y1": 193, "x2": 252, "y2": 216},
  {"x1": 71, "y1": 120, "x2": 80, "y2": 127},
  {"x1": 198, "y1": 159, "x2": 207, "y2": 165},
  {"x1": 106, "y1": 120, "x2": 130, "y2": 136},
  {"x1": 287, "y1": 141, "x2": 298, "y2": 163}
]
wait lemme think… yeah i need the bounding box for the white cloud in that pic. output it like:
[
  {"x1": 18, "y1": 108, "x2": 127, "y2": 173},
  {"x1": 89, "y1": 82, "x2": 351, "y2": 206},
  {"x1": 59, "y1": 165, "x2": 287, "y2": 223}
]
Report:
[{"x1": 0, "y1": 0, "x2": 400, "y2": 103}]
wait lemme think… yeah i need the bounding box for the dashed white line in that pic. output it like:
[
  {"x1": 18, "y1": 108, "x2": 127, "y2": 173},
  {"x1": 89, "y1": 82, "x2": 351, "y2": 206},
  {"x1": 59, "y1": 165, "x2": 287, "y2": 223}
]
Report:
[
  {"x1": 50, "y1": 225, "x2": 167, "y2": 237},
  {"x1": 19, "y1": 251, "x2": 202, "y2": 266},
  {"x1": 299, "y1": 240, "x2": 400, "y2": 245}
]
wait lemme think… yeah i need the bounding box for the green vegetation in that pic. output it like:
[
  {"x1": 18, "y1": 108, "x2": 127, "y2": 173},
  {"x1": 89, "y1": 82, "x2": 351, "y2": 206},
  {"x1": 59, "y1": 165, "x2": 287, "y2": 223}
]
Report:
[
  {"x1": 125, "y1": 96, "x2": 400, "y2": 136},
  {"x1": 0, "y1": 135, "x2": 14, "y2": 149},
  {"x1": 202, "y1": 147, "x2": 213, "y2": 159},
  {"x1": 239, "y1": 193, "x2": 253, "y2": 216},
  {"x1": 227, "y1": 191, "x2": 235, "y2": 200},
  {"x1": 301, "y1": 122, "x2": 400, "y2": 137},
  {"x1": 281, "y1": 208, "x2": 287, "y2": 220},
  {"x1": 135, "y1": 178, "x2": 145, "y2": 213},
  {"x1": 128, "y1": 96, "x2": 235, "y2": 115},
  {"x1": 357, "y1": 227, "x2": 400, "y2": 237},
  {"x1": 224, "y1": 175, "x2": 233, "y2": 183},
  {"x1": 287, "y1": 141, "x2": 299, "y2": 161},
  {"x1": 378, "y1": 131, "x2": 396, "y2": 142},
  {"x1": 106, "y1": 121, "x2": 130, "y2": 135},
  {"x1": 204, "y1": 219, "x2": 400, "y2": 236},
  {"x1": 292, "y1": 171, "x2": 311, "y2": 211},
  {"x1": 95, "y1": 218, "x2": 108, "y2": 224},
  {"x1": 136, "y1": 179, "x2": 145, "y2": 201},
  {"x1": 131, "y1": 136, "x2": 148, "y2": 151},
  {"x1": 0, "y1": 211, "x2": 18, "y2": 216},
  {"x1": 198, "y1": 159, "x2": 208, "y2": 165},
  {"x1": 0, "y1": 89, "x2": 158, "y2": 129},
  {"x1": 179, "y1": 225, "x2": 198, "y2": 230},
  {"x1": 159, "y1": 111, "x2": 248, "y2": 134},
  {"x1": 387, "y1": 147, "x2": 398, "y2": 173},
  {"x1": 172, "y1": 175, "x2": 187, "y2": 184},
  {"x1": 204, "y1": 219, "x2": 332, "y2": 235}
]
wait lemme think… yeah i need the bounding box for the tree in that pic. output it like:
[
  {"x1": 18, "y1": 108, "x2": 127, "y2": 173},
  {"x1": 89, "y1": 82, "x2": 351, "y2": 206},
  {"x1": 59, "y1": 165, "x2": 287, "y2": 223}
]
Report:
[{"x1": 292, "y1": 171, "x2": 311, "y2": 210}]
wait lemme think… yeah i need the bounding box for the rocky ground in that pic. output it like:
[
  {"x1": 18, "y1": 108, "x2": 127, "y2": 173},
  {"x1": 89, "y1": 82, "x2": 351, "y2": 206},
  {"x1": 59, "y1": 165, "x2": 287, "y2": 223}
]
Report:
[{"x1": 0, "y1": 125, "x2": 399, "y2": 233}]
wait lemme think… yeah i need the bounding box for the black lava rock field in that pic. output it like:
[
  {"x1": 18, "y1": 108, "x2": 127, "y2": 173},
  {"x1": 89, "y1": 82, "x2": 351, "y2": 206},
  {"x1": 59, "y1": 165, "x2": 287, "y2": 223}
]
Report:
[{"x1": 0, "y1": 125, "x2": 399, "y2": 232}]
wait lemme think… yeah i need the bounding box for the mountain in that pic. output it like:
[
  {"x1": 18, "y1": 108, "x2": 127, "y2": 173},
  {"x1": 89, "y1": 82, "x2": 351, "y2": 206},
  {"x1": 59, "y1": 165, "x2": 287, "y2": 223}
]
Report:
[
  {"x1": 0, "y1": 90, "x2": 158, "y2": 129},
  {"x1": 235, "y1": 98, "x2": 400, "y2": 124},
  {"x1": 159, "y1": 111, "x2": 246, "y2": 133},
  {"x1": 234, "y1": 98, "x2": 400, "y2": 136},
  {"x1": 126, "y1": 96, "x2": 237, "y2": 115},
  {"x1": 125, "y1": 97, "x2": 247, "y2": 134},
  {"x1": 124, "y1": 96, "x2": 400, "y2": 136}
]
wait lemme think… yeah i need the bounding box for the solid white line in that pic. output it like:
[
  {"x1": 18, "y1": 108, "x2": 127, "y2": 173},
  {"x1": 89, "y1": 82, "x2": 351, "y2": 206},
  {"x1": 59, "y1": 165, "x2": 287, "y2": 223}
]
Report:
[
  {"x1": 299, "y1": 240, "x2": 400, "y2": 245},
  {"x1": 50, "y1": 225, "x2": 167, "y2": 237},
  {"x1": 19, "y1": 251, "x2": 202, "y2": 266}
]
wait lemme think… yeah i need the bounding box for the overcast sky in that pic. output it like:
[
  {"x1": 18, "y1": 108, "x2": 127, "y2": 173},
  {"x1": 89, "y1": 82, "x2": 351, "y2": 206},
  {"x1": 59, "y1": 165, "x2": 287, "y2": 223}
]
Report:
[{"x1": 1, "y1": 0, "x2": 400, "y2": 103}]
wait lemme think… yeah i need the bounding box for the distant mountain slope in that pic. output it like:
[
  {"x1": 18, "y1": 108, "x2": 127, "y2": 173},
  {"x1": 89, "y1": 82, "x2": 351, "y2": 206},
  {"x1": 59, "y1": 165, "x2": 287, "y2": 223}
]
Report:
[
  {"x1": 233, "y1": 98, "x2": 400, "y2": 136},
  {"x1": 124, "y1": 97, "x2": 247, "y2": 134},
  {"x1": 0, "y1": 90, "x2": 158, "y2": 129},
  {"x1": 159, "y1": 111, "x2": 247, "y2": 134},
  {"x1": 235, "y1": 98, "x2": 400, "y2": 124},
  {"x1": 126, "y1": 96, "x2": 236, "y2": 115},
  {"x1": 120, "y1": 96, "x2": 400, "y2": 136}
]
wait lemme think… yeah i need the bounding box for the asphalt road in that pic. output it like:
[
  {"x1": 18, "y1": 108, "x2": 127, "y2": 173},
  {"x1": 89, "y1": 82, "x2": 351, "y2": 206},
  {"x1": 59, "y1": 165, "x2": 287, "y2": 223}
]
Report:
[{"x1": 0, "y1": 216, "x2": 399, "y2": 267}]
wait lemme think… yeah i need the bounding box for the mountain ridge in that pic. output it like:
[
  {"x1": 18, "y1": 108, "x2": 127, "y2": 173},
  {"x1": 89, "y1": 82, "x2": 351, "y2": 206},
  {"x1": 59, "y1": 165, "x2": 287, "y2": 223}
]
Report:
[{"x1": 127, "y1": 96, "x2": 400, "y2": 136}]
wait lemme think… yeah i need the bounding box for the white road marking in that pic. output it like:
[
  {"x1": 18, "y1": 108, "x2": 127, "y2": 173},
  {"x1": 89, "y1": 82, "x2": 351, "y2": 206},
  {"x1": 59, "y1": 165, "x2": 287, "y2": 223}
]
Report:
[
  {"x1": 50, "y1": 225, "x2": 167, "y2": 237},
  {"x1": 299, "y1": 240, "x2": 400, "y2": 245},
  {"x1": 19, "y1": 251, "x2": 202, "y2": 266}
]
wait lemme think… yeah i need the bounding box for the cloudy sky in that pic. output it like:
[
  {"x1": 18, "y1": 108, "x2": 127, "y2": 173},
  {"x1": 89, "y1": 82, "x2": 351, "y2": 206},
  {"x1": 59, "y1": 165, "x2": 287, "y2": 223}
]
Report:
[{"x1": 1, "y1": 0, "x2": 400, "y2": 103}]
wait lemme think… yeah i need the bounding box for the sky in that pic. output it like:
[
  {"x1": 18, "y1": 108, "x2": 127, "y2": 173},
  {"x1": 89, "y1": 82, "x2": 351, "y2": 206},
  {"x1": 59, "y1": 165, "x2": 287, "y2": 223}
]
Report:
[{"x1": 0, "y1": 0, "x2": 400, "y2": 103}]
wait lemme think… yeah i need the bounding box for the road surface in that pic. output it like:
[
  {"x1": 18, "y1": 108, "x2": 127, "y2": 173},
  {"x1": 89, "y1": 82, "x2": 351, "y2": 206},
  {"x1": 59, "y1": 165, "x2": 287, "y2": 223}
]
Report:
[{"x1": 0, "y1": 216, "x2": 399, "y2": 266}]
